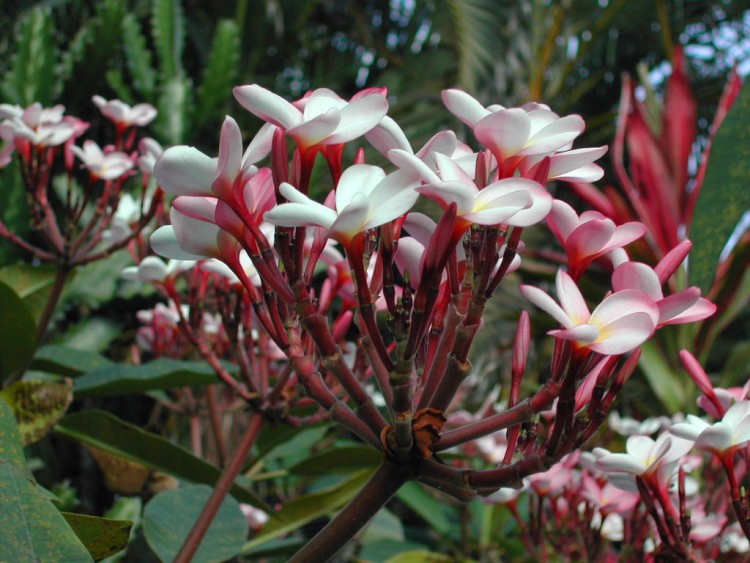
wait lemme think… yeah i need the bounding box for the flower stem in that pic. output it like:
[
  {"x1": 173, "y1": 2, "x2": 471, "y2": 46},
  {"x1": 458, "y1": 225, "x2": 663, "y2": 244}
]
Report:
[
  {"x1": 173, "y1": 412, "x2": 264, "y2": 563},
  {"x1": 289, "y1": 461, "x2": 412, "y2": 562}
]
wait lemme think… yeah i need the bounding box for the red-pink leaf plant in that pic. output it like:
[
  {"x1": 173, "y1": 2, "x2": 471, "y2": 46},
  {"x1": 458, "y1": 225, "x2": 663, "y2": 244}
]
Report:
[{"x1": 134, "y1": 84, "x2": 715, "y2": 561}]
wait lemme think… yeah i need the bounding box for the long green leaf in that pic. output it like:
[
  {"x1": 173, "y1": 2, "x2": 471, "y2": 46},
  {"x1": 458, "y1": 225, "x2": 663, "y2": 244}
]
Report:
[
  {"x1": 0, "y1": 263, "x2": 57, "y2": 324},
  {"x1": 241, "y1": 470, "x2": 373, "y2": 551},
  {"x1": 396, "y1": 482, "x2": 460, "y2": 540},
  {"x1": 32, "y1": 345, "x2": 115, "y2": 377},
  {"x1": 195, "y1": 19, "x2": 240, "y2": 129},
  {"x1": 62, "y1": 513, "x2": 133, "y2": 561},
  {"x1": 1, "y1": 7, "x2": 57, "y2": 105},
  {"x1": 152, "y1": 0, "x2": 185, "y2": 79},
  {"x1": 144, "y1": 484, "x2": 247, "y2": 563},
  {"x1": 638, "y1": 340, "x2": 686, "y2": 413},
  {"x1": 0, "y1": 400, "x2": 93, "y2": 562},
  {"x1": 122, "y1": 14, "x2": 157, "y2": 98},
  {"x1": 689, "y1": 82, "x2": 750, "y2": 293},
  {"x1": 55, "y1": 410, "x2": 265, "y2": 507},
  {"x1": 0, "y1": 281, "x2": 37, "y2": 382},
  {"x1": 73, "y1": 358, "x2": 228, "y2": 396},
  {"x1": 288, "y1": 446, "x2": 382, "y2": 476}
]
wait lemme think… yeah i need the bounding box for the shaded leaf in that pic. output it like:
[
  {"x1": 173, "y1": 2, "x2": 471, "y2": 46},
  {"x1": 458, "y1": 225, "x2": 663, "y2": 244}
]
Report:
[
  {"x1": 0, "y1": 281, "x2": 37, "y2": 381},
  {"x1": 1, "y1": 379, "x2": 73, "y2": 446},
  {"x1": 151, "y1": 0, "x2": 185, "y2": 79},
  {"x1": 143, "y1": 484, "x2": 247, "y2": 563},
  {"x1": 638, "y1": 340, "x2": 687, "y2": 413},
  {"x1": 0, "y1": 400, "x2": 93, "y2": 562},
  {"x1": 361, "y1": 508, "x2": 405, "y2": 543},
  {"x1": 63, "y1": 513, "x2": 133, "y2": 561},
  {"x1": 241, "y1": 470, "x2": 373, "y2": 551},
  {"x1": 288, "y1": 446, "x2": 382, "y2": 475},
  {"x1": 689, "y1": 82, "x2": 750, "y2": 293},
  {"x1": 122, "y1": 14, "x2": 156, "y2": 98},
  {"x1": 74, "y1": 358, "x2": 229, "y2": 396},
  {"x1": 156, "y1": 76, "x2": 192, "y2": 144},
  {"x1": 55, "y1": 410, "x2": 265, "y2": 507},
  {"x1": 86, "y1": 445, "x2": 152, "y2": 495},
  {"x1": 385, "y1": 551, "x2": 457, "y2": 563},
  {"x1": 32, "y1": 344, "x2": 115, "y2": 377},
  {"x1": 0, "y1": 263, "x2": 57, "y2": 323},
  {"x1": 195, "y1": 19, "x2": 240, "y2": 129},
  {"x1": 396, "y1": 482, "x2": 460, "y2": 540}
]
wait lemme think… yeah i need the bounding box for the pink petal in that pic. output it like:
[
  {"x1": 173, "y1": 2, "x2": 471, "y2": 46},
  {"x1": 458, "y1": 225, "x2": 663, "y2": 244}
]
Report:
[
  {"x1": 612, "y1": 262, "x2": 662, "y2": 298},
  {"x1": 556, "y1": 270, "x2": 590, "y2": 323},
  {"x1": 597, "y1": 453, "x2": 646, "y2": 475},
  {"x1": 364, "y1": 169, "x2": 420, "y2": 228},
  {"x1": 547, "y1": 146, "x2": 608, "y2": 178},
  {"x1": 287, "y1": 108, "x2": 340, "y2": 147},
  {"x1": 441, "y1": 89, "x2": 492, "y2": 127},
  {"x1": 365, "y1": 115, "x2": 412, "y2": 156},
  {"x1": 336, "y1": 164, "x2": 386, "y2": 210},
  {"x1": 519, "y1": 284, "x2": 574, "y2": 328},
  {"x1": 233, "y1": 84, "x2": 301, "y2": 129},
  {"x1": 329, "y1": 191, "x2": 370, "y2": 241},
  {"x1": 551, "y1": 324, "x2": 600, "y2": 344},
  {"x1": 327, "y1": 94, "x2": 389, "y2": 144},
  {"x1": 520, "y1": 114, "x2": 585, "y2": 156},
  {"x1": 474, "y1": 109, "x2": 531, "y2": 159},
  {"x1": 547, "y1": 199, "x2": 580, "y2": 242},
  {"x1": 155, "y1": 146, "x2": 216, "y2": 196},
  {"x1": 416, "y1": 181, "x2": 476, "y2": 215},
  {"x1": 390, "y1": 148, "x2": 442, "y2": 184}
]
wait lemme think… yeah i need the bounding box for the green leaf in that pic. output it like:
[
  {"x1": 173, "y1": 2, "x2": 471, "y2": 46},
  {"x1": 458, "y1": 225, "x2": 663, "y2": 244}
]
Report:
[
  {"x1": 156, "y1": 76, "x2": 192, "y2": 144},
  {"x1": 638, "y1": 340, "x2": 687, "y2": 413},
  {"x1": 62, "y1": 513, "x2": 133, "y2": 561},
  {"x1": 385, "y1": 551, "x2": 458, "y2": 563},
  {"x1": 73, "y1": 358, "x2": 228, "y2": 396},
  {"x1": 396, "y1": 482, "x2": 460, "y2": 540},
  {"x1": 2, "y1": 7, "x2": 57, "y2": 105},
  {"x1": 241, "y1": 470, "x2": 373, "y2": 551},
  {"x1": 144, "y1": 484, "x2": 247, "y2": 563},
  {"x1": 288, "y1": 446, "x2": 382, "y2": 475},
  {"x1": 57, "y1": 19, "x2": 93, "y2": 96},
  {"x1": 360, "y1": 508, "x2": 405, "y2": 543},
  {"x1": 55, "y1": 410, "x2": 265, "y2": 507},
  {"x1": 32, "y1": 345, "x2": 115, "y2": 377},
  {"x1": 195, "y1": 19, "x2": 240, "y2": 129},
  {"x1": 0, "y1": 400, "x2": 93, "y2": 562},
  {"x1": 0, "y1": 263, "x2": 57, "y2": 324},
  {"x1": 689, "y1": 82, "x2": 750, "y2": 293},
  {"x1": 0, "y1": 281, "x2": 37, "y2": 381},
  {"x1": 122, "y1": 14, "x2": 156, "y2": 98},
  {"x1": 152, "y1": 0, "x2": 185, "y2": 79},
  {"x1": 1, "y1": 379, "x2": 73, "y2": 446}
]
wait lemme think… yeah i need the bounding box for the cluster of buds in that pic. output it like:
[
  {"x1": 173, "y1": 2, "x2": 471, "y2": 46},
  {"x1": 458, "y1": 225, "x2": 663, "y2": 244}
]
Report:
[
  {"x1": 0, "y1": 97, "x2": 162, "y2": 269},
  {"x1": 139, "y1": 78, "x2": 716, "y2": 529}
]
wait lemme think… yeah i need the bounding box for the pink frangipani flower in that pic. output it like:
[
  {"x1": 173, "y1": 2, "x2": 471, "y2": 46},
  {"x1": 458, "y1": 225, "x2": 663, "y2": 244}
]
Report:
[
  {"x1": 92, "y1": 96, "x2": 157, "y2": 128},
  {"x1": 520, "y1": 269, "x2": 659, "y2": 355},
  {"x1": 595, "y1": 432, "x2": 694, "y2": 491},
  {"x1": 547, "y1": 199, "x2": 646, "y2": 280},
  {"x1": 233, "y1": 85, "x2": 388, "y2": 151},
  {"x1": 669, "y1": 400, "x2": 750, "y2": 457},
  {"x1": 70, "y1": 140, "x2": 133, "y2": 180},
  {"x1": 612, "y1": 261, "x2": 716, "y2": 327},
  {"x1": 121, "y1": 256, "x2": 196, "y2": 283},
  {"x1": 264, "y1": 164, "x2": 420, "y2": 245}
]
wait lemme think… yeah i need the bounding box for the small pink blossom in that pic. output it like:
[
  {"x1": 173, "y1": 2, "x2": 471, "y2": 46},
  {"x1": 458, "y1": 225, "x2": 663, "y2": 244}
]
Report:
[
  {"x1": 121, "y1": 256, "x2": 196, "y2": 283},
  {"x1": 70, "y1": 140, "x2": 133, "y2": 180},
  {"x1": 547, "y1": 199, "x2": 646, "y2": 280},
  {"x1": 264, "y1": 164, "x2": 420, "y2": 245},
  {"x1": 669, "y1": 400, "x2": 750, "y2": 457},
  {"x1": 520, "y1": 269, "x2": 659, "y2": 355},
  {"x1": 92, "y1": 95, "x2": 157, "y2": 128},
  {"x1": 612, "y1": 261, "x2": 716, "y2": 327},
  {"x1": 233, "y1": 85, "x2": 388, "y2": 150}
]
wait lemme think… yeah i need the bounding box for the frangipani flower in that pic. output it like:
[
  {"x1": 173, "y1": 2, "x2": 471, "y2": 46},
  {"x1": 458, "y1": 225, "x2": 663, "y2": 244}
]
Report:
[
  {"x1": 520, "y1": 269, "x2": 659, "y2": 355},
  {"x1": 595, "y1": 432, "x2": 694, "y2": 491},
  {"x1": 0, "y1": 102, "x2": 75, "y2": 147},
  {"x1": 121, "y1": 256, "x2": 196, "y2": 283},
  {"x1": 93, "y1": 96, "x2": 157, "y2": 128},
  {"x1": 547, "y1": 199, "x2": 646, "y2": 280},
  {"x1": 612, "y1": 261, "x2": 716, "y2": 327},
  {"x1": 442, "y1": 89, "x2": 606, "y2": 181},
  {"x1": 233, "y1": 85, "x2": 388, "y2": 150},
  {"x1": 70, "y1": 140, "x2": 133, "y2": 180},
  {"x1": 138, "y1": 138, "x2": 164, "y2": 175},
  {"x1": 264, "y1": 164, "x2": 420, "y2": 245},
  {"x1": 154, "y1": 116, "x2": 273, "y2": 206},
  {"x1": 392, "y1": 151, "x2": 551, "y2": 230},
  {"x1": 669, "y1": 401, "x2": 750, "y2": 457}
]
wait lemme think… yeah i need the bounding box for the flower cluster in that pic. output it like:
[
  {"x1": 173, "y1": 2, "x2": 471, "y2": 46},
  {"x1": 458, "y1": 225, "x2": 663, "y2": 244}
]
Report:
[{"x1": 0, "y1": 97, "x2": 162, "y2": 268}]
